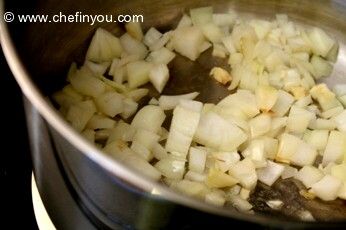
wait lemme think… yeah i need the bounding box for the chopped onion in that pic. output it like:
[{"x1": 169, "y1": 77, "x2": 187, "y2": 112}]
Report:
[
  {"x1": 189, "y1": 147, "x2": 207, "y2": 173},
  {"x1": 152, "y1": 143, "x2": 168, "y2": 160},
  {"x1": 95, "y1": 91, "x2": 124, "y2": 117},
  {"x1": 229, "y1": 158, "x2": 257, "y2": 190},
  {"x1": 295, "y1": 166, "x2": 324, "y2": 188},
  {"x1": 281, "y1": 165, "x2": 298, "y2": 179},
  {"x1": 125, "y1": 88, "x2": 149, "y2": 102},
  {"x1": 86, "y1": 114, "x2": 116, "y2": 130},
  {"x1": 86, "y1": 28, "x2": 123, "y2": 62},
  {"x1": 308, "y1": 27, "x2": 335, "y2": 57},
  {"x1": 70, "y1": 66, "x2": 106, "y2": 98},
  {"x1": 311, "y1": 175, "x2": 342, "y2": 201},
  {"x1": 206, "y1": 168, "x2": 238, "y2": 188},
  {"x1": 166, "y1": 100, "x2": 202, "y2": 156},
  {"x1": 271, "y1": 90, "x2": 294, "y2": 117},
  {"x1": 155, "y1": 156, "x2": 186, "y2": 180},
  {"x1": 107, "y1": 121, "x2": 136, "y2": 144},
  {"x1": 66, "y1": 100, "x2": 96, "y2": 132},
  {"x1": 143, "y1": 27, "x2": 162, "y2": 47},
  {"x1": 125, "y1": 22, "x2": 143, "y2": 41},
  {"x1": 185, "y1": 170, "x2": 207, "y2": 182},
  {"x1": 205, "y1": 191, "x2": 226, "y2": 206},
  {"x1": 256, "y1": 85, "x2": 278, "y2": 112},
  {"x1": 131, "y1": 105, "x2": 166, "y2": 134},
  {"x1": 249, "y1": 113, "x2": 271, "y2": 138},
  {"x1": 146, "y1": 47, "x2": 176, "y2": 65},
  {"x1": 172, "y1": 26, "x2": 206, "y2": 61},
  {"x1": 257, "y1": 160, "x2": 285, "y2": 186},
  {"x1": 120, "y1": 33, "x2": 148, "y2": 59},
  {"x1": 149, "y1": 64, "x2": 169, "y2": 93},
  {"x1": 322, "y1": 131, "x2": 346, "y2": 166},
  {"x1": 158, "y1": 92, "x2": 199, "y2": 110},
  {"x1": 126, "y1": 61, "x2": 152, "y2": 88}
]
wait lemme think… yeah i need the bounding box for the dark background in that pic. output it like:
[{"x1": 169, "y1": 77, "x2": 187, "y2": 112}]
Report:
[{"x1": 1, "y1": 47, "x2": 39, "y2": 229}]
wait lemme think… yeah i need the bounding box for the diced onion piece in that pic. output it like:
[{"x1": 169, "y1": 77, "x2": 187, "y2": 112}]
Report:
[
  {"x1": 228, "y1": 195, "x2": 253, "y2": 211},
  {"x1": 311, "y1": 175, "x2": 342, "y2": 201},
  {"x1": 158, "y1": 92, "x2": 199, "y2": 110},
  {"x1": 326, "y1": 42, "x2": 339, "y2": 62},
  {"x1": 294, "y1": 95, "x2": 312, "y2": 108},
  {"x1": 332, "y1": 110, "x2": 346, "y2": 132},
  {"x1": 95, "y1": 129, "x2": 111, "y2": 141},
  {"x1": 271, "y1": 90, "x2": 294, "y2": 117},
  {"x1": 276, "y1": 133, "x2": 301, "y2": 164},
  {"x1": 125, "y1": 88, "x2": 149, "y2": 102},
  {"x1": 201, "y1": 23, "x2": 223, "y2": 43},
  {"x1": 174, "y1": 180, "x2": 208, "y2": 198},
  {"x1": 295, "y1": 166, "x2": 324, "y2": 188},
  {"x1": 257, "y1": 160, "x2": 285, "y2": 186},
  {"x1": 86, "y1": 28, "x2": 122, "y2": 62},
  {"x1": 287, "y1": 106, "x2": 315, "y2": 134},
  {"x1": 84, "y1": 61, "x2": 110, "y2": 76},
  {"x1": 310, "y1": 84, "x2": 341, "y2": 111},
  {"x1": 190, "y1": 6, "x2": 213, "y2": 27},
  {"x1": 155, "y1": 156, "x2": 186, "y2": 180},
  {"x1": 185, "y1": 170, "x2": 206, "y2": 182},
  {"x1": 132, "y1": 129, "x2": 160, "y2": 152},
  {"x1": 199, "y1": 41, "x2": 212, "y2": 53},
  {"x1": 210, "y1": 67, "x2": 232, "y2": 85},
  {"x1": 229, "y1": 158, "x2": 257, "y2": 190},
  {"x1": 172, "y1": 26, "x2": 206, "y2": 61},
  {"x1": 320, "y1": 106, "x2": 343, "y2": 119},
  {"x1": 66, "y1": 100, "x2": 96, "y2": 132},
  {"x1": 322, "y1": 131, "x2": 346, "y2": 166},
  {"x1": 242, "y1": 139, "x2": 267, "y2": 168},
  {"x1": 70, "y1": 66, "x2": 106, "y2": 98},
  {"x1": 206, "y1": 168, "x2": 238, "y2": 188},
  {"x1": 125, "y1": 22, "x2": 143, "y2": 41},
  {"x1": 256, "y1": 85, "x2": 278, "y2": 112},
  {"x1": 218, "y1": 90, "x2": 259, "y2": 119},
  {"x1": 107, "y1": 121, "x2": 136, "y2": 143},
  {"x1": 249, "y1": 113, "x2": 271, "y2": 138},
  {"x1": 146, "y1": 47, "x2": 176, "y2": 65},
  {"x1": 213, "y1": 151, "x2": 240, "y2": 172},
  {"x1": 86, "y1": 114, "x2": 116, "y2": 130},
  {"x1": 143, "y1": 27, "x2": 162, "y2": 47},
  {"x1": 189, "y1": 147, "x2": 207, "y2": 173},
  {"x1": 331, "y1": 164, "x2": 346, "y2": 182},
  {"x1": 126, "y1": 61, "x2": 152, "y2": 88},
  {"x1": 222, "y1": 35, "x2": 236, "y2": 54},
  {"x1": 205, "y1": 191, "x2": 226, "y2": 206},
  {"x1": 148, "y1": 97, "x2": 159, "y2": 105},
  {"x1": 149, "y1": 64, "x2": 169, "y2": 93},
  {"x1": 152, "y1": 143, "x2": 168, "y2": 160},
  {"x1": 104, "y1": 140, "x2": 161, "y2": 180},
  {"x1": 308, "y1": 27, "x2": 335, "y2": 57},
  {"x1": 95, "y1": 91, "x2": 124, "y2": 117},
  {"x1": 266, "y1": 200, "x2": 283, "y2": 210},
  {"x1": 239, "y1": 188, "x2": 251, "y2": 200},
  {"x1": 308, "y1": 118, "x2": 336, "y2": 130},
  {"x1": 120, "y1": 33, "x2": 148, "y2": 59},
  {"x1": 267, "y1": 117, "x2": 287, "y2": 137},
  {"x1": 281, "y1": 165, "x2": 298, "y2": 179},
  {"x1": 261, "y1": 137, "x2": 279, "y2": 160},
  {"x1": 120, "y1": 98, "x2": 138, "y2": 119},
  {"x1": 166, "y1": 100, "x2": 202, "y2": 157},
  {"x1": 310, "y1": 55, "x2": 333, "y2": 79},
  {"x1": 149, "y1": 31, "x2": 172, "y2": 51},
  {"x1": 177, "y1": 14, "x2": 192, "y2": 28},
  {"x1": 130, "y1": 141, "x2": 152, "y2": 161},
  {"x1": 303, "y1": 130, "x2": 329, "y2": 151},
  {"x1": 131, "y1": 105, "x2": 165, "y2": 134},
  {"x1": 250, "y1": 19, "x2": 272, "y2": 39},
  {"x1": 194, "y1": 112, "x2": 247, "y2": 151}
]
